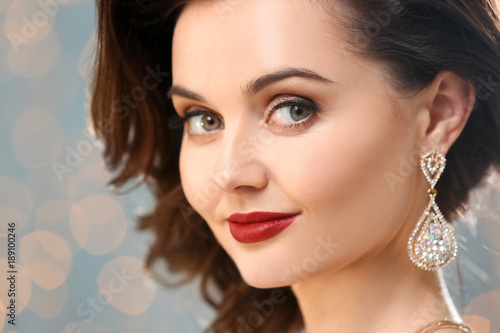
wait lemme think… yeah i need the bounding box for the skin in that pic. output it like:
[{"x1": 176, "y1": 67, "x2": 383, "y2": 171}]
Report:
[{"x1": 170, "y1": 0, "x2": 476, "y2": 332}]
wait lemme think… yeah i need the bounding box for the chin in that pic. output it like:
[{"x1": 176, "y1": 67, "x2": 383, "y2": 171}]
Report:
[
  {"x1": 228, "y1": 251, "x2": 291, "y2": 289},
  {"x1": 239, "y1": 268, "x2": 290, "y2": 289},
  {"x1": 233, "y1": 253, "x2": 325, "y2": 289}
]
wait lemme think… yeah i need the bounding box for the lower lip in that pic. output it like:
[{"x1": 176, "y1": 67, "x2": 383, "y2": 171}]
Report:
[{"x1": 228, "y1": 215, "x2": 299, "y2": 244}]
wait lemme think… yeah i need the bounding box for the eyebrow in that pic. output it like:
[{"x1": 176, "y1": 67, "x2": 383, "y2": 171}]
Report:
[
  {"x1": 243, "y1": 67, "x2": 333, "y2": 97},
  {"x1": 167, "y1": 85, "x2": 207, "y2": 103},
  {"x1": 167, "y1": 67, "x2": 334, "y2": 102}
]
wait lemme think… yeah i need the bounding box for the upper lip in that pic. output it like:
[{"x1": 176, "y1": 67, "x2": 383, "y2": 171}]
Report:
[{"x1": 227, "y1": 211, "x2": 301, "y2": 224}]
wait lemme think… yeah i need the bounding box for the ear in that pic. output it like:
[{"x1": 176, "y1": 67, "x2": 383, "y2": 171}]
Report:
[{"x1": 416, "y1": 71, "x2": 476, "y2": 154}]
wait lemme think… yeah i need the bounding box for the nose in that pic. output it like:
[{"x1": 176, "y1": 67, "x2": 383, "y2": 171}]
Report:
[{"x1": 211, "y1": 123, "x2": 269, "y2": 193}]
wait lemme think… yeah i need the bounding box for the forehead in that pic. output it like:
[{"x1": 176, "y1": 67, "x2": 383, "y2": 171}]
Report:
[{"x1": 171, "y1": 0, "x2": 352, "y2": 90}]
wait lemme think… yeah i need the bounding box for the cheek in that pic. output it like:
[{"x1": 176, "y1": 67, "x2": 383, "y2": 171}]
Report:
[
  {"x1": 276, "y1": 113, "x2": 411, "y2": 205},
  {"x1": 179, "y1": 141, "x2": 217, "y2": 216},
  {"x1": 269, "y1": 99, "x2": 417, "y2": 247}
]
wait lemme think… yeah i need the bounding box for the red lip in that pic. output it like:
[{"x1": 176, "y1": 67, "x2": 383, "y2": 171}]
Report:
[{"x1": 227, "y1": 211, "x2": 300, "y2": 244}]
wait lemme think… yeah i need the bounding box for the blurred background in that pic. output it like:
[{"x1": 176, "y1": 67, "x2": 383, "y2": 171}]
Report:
[{"x1": 0, "y1": 0, "x2": 499, "y2": 332}]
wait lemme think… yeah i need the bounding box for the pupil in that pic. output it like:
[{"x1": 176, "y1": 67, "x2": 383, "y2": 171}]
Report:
[
  {"x1": 291, "y1": 105, "x2": 309, "y2": 121},
  {"x1": 203, "y1": 115, "x2": 219, "y2": 130}
]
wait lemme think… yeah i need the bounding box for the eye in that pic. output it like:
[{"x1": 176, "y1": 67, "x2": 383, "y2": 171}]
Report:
[
  {"x1": 174, "y1": 96, "x2": 320, "y2": 136},
  {"x1": 181, "y1": 110, "x2": 223, "y2": 134},
  {"x1": 267, "y1": 97, "x2": 320, "y2": 130},
  {"x1": 270, "y1": 104, "x2": 311, "y2": 123}
]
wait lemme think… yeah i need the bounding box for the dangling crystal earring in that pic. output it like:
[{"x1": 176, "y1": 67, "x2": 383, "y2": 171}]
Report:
[{"x1": 407, "y1": 150, "x2": 458, "y2": 270}]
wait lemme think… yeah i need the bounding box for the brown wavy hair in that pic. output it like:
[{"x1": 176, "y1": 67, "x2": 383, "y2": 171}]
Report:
[{"x1": 89, "y1": 0, "x2": 500, "y2": 332}]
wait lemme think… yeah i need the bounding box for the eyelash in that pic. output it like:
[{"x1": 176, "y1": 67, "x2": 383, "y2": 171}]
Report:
[{"x1": 171, "y1": 96, "x2": 321, "y2": 134}]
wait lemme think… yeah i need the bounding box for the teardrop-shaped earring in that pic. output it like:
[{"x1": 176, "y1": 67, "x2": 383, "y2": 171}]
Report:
[{"x1": 407, "y1": 150, "x2": 458, "y2": 270}]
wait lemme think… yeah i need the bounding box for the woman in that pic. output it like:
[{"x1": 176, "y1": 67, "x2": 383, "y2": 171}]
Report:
[{"x1": 89, "y1": 0, "x2": 500, "y2": 332}]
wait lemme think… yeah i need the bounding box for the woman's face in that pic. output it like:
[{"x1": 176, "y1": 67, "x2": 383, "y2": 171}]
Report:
[{"x1": 171, "y1": 0, "x2": 428, "y2": 288}]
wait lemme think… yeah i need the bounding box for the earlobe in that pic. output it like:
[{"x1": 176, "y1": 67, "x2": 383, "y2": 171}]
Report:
[{"x1": 421, "y1": 70, "x2": 476, "y2": 154}]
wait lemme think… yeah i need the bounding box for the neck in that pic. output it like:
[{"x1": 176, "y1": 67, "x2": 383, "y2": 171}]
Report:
[{"x1": 291, "y1": 221, "x2": 461, "y2": 333}]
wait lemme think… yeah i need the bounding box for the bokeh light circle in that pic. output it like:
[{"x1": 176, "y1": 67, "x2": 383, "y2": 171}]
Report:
[
  {"x1": 20, "y1": 231, "x2": 73, "y2": 290},
  {"x1": 27, "y1": 282, "x2": 68, "y2": 319},
  {"x1": 69, "y1": 195, "x2": 127, "y2": 254},
  {"x1": 96, "y1": 256, "x2": 157, "y2": 315},
  {"x1": 4, "y1": 0, "x2": 55, "y2": 45},
  {"x1": 7, "y1": 27, "x2": 59, "y2": 78}
]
